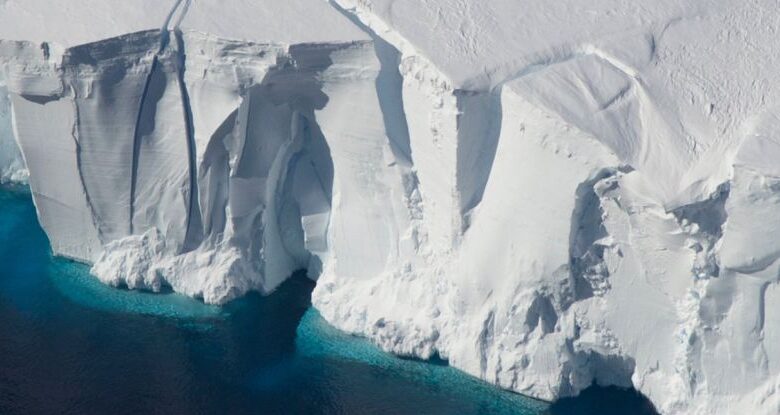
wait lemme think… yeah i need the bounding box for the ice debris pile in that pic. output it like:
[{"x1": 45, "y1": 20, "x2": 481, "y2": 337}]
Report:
[{"x1": 2, "y1": 0, "x2": 780, "y2": 413}]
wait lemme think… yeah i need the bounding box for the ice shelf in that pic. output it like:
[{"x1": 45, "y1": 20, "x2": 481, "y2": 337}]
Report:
[{"x1": 2, "y1": 1, "x2": 780, "y2": 413}]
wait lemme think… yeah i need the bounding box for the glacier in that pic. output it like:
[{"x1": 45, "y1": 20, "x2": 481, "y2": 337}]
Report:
[{"x1": 1, "y1": 0, "x2": 780, "y2": 413}]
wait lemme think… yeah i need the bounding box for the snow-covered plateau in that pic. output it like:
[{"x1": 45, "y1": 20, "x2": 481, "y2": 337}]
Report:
[{"x1": 1, "y1": 0, "x2": 779, "y2": 413}]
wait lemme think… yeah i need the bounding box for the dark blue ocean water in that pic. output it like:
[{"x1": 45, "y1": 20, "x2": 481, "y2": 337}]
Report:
[{"x1": 0, "y1": 186, "x2": 657, "y2": 415}]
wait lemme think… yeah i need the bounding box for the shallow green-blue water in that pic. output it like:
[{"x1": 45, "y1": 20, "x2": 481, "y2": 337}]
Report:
[{"x1": 0, "y1": 186, "x2": 657, "y2": 414}]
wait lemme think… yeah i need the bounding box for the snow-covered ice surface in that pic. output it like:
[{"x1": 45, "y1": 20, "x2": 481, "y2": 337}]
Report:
[{"x1": 1, "y1": 0, "x2": 780, "y2": 413}]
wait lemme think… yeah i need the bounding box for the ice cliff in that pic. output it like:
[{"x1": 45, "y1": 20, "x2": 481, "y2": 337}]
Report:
[{"x1": 1, "y1": 0, "x2": 779, "y2": 413}]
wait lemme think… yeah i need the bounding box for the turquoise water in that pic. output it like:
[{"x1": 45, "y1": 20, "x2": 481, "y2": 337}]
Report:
[{"x1": 0, "y1": 186, "x2": 656, "y2": 414}]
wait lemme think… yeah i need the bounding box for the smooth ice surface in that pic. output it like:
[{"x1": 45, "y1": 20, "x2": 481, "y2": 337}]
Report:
[
  {"x1": 179, "y1": 0, "x2": 370, "y2": 43},
  {"x1": 0, "y1": 0, "x2": 170, "y2": 46},
  {"x1": 0, "y1": 0, "x2": 369, "y2": 47},
  {"x1": 2, "y1": 1, "x2": 779, "y2": 413}
]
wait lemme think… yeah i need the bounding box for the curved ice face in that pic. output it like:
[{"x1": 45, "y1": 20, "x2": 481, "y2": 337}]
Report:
[
  {"x1": 0, "y1": 32, "x2": 386, "y2": 302},
  {"x1": 3, "y1": 0, "x2": 780, "y2": 414}
]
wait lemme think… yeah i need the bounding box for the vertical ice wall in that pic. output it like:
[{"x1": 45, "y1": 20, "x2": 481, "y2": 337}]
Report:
[
  {"x1": 0, "y1": 70, "x2": 27, "y2": 183},
  {"x1": 0, "y1": 16, "x2": 411, "y2": 303}
]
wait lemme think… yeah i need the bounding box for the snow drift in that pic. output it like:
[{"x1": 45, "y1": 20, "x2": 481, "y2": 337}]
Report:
[{"x1": 2, "y1": 0, "x2": 780, "y2": 413}]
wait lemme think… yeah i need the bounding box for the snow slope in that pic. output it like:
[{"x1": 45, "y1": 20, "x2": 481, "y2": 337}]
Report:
[{"x1": 2, "y1": 0, "x2": 780, "y2": 413}]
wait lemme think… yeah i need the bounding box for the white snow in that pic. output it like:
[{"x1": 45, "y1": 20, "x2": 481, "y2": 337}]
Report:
[
  {"x1": 0, "y1": 0, "x2": 170, "y2": 47},
  {"x1": 179, "y1": 0, "x2": 370, "y2": 43},
  {"x1": 2, "y1": 0, "x2": 780, "y2": 413}
]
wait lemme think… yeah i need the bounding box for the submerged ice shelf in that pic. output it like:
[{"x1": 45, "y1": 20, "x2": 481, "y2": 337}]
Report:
[{"x1": 2, "y1": 0, "x2": 780, "y2": 414}]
